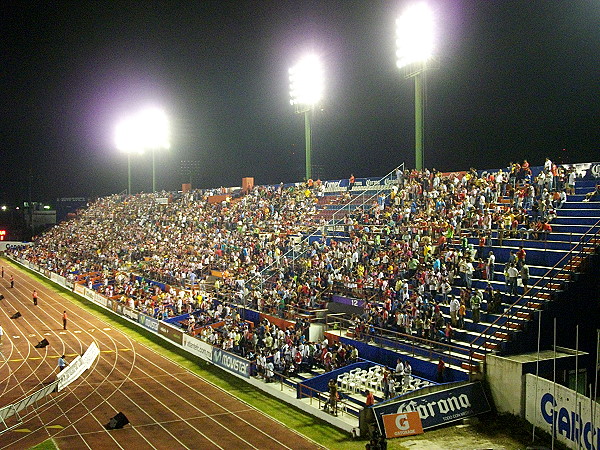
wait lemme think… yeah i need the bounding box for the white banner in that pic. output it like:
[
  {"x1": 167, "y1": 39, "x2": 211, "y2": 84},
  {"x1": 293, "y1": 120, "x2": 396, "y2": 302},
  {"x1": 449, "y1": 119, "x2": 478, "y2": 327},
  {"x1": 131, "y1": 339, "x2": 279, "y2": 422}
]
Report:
[
  {"x1": 182, "y1": 334, "x2": 213, "y2": 362},
  {"x1": 93, "y1": 292, "x2": 108, "y2": 307},
  {"x1": 525, "y1": 374, "x2": 599, "y2": 450},
  {"x1": 56, "y1": 342, "x2": 100, "y2": 392},
  {"x1": 83, "y1": 287, "x2": 95, "y2": 301},
  {"x1": 123, "y1": 306, "x2": 138, "y2": 321}
]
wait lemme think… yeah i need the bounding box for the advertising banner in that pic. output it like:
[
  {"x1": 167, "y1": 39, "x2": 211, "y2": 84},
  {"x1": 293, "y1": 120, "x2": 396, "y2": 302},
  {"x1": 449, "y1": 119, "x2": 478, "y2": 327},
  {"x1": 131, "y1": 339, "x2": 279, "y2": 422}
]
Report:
[
  {"x1": 382, "y1": 411, "x2": 424, "y2": 439},
  {"x1": 525, "y1": 374, "x2": 600, "y2": 450},
  {"x1": 373, "y1": 382, "x2": 491, "y2": 431},
  {"x1": 182, "y1": 334, "x2": 213, "y2": 362},
  {"x1": 323, "y1": 175, "x2": 399, "y2": 193},
  {"x1": 55, "y1": 274, "x2": 66, "y2": 287},
  {"x1": 158, "y1": 322, "x2": 184, "y2": 345},
  {"x1": 113, "y1": 302, "x2": 125, "y2": 316},
  {"x1": 561, "y1": 161, "x2": 600, "y2": 180},
  {"x1": 331, "y1": 295, "x2": 365, "y2": 308},
  {"x1": 74, "y1": 284, "x2": 85, "y2": 295},
  {"x1": 138, "y1": 314, "x2": 159, "y2": 333},
  {"x1": 123, "y1": 306, "x2": 138, "y2": 321},
  {"x1": 93, "y1": 292, "x2": 108, "y2": 308},
  {"x1": 212, "y1": 347, "x2": 250, "y2": 378},
  {"x1": 83, "y1": 287, "x2": 95, "y2": 301},
  {"x1": 57, "y1": 342, "x2": 100, "y2": 392}
]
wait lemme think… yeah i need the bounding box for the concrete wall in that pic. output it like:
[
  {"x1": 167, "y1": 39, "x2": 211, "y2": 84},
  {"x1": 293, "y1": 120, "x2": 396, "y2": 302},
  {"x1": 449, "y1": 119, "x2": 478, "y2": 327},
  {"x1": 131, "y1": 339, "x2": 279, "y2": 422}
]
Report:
[{"x1": 486, "y1": 354, "x2": 525, "y2": 416}]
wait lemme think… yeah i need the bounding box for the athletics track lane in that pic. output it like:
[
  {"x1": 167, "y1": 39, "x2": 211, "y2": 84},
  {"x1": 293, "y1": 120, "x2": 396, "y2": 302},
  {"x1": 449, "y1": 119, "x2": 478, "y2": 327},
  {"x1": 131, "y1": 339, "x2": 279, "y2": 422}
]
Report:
[{"x1": 0, "y1": 260, "x2": 323, "y2": 449}]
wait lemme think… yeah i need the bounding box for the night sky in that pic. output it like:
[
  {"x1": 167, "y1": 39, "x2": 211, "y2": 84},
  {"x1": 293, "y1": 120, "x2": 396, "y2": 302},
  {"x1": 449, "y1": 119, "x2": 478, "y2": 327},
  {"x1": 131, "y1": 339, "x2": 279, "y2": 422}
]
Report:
[{"x1": 1, "y1": 1, "x2": 598, "y2": 204}]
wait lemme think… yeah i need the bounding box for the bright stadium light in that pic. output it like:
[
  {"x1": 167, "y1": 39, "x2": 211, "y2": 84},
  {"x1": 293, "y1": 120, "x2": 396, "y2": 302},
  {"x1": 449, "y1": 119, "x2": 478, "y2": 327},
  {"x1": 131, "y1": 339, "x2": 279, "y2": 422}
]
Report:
[
  {"x1": 396, "y1": 2, "x2": 435, "y2": 171},
  {"x1": 289, "y1": 55, "x2": 324, "y2": 181},
  {"x1": 396, "y1": 3, "x2": 434, "y2": 69},
  {"x1": 115, "y1": 107, "x2": 170, "y2": 194}
]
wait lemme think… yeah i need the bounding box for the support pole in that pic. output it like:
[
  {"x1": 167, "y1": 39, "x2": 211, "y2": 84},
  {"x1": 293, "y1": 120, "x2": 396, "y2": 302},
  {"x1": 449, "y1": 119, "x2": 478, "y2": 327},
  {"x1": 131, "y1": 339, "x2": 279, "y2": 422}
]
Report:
[
  {"x1": 304, "y1": 109, "x2": 312, "y2": 181},
  {"x1": 414, "y1": 71, "x2": 425, "y2": 171},
  {"x1": 127, "y1": 153, "x2": 132, "y2": 195},
  {"x1": 152, "y1": 148, "x2": 156, "y2": 193}
]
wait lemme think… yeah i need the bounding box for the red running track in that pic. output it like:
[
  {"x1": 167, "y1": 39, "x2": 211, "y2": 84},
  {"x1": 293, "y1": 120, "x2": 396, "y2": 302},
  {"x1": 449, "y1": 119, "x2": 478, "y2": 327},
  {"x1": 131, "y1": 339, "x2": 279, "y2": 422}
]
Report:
[{"x1": 0, "y1": 260, "x2": 323, "y2": 449}]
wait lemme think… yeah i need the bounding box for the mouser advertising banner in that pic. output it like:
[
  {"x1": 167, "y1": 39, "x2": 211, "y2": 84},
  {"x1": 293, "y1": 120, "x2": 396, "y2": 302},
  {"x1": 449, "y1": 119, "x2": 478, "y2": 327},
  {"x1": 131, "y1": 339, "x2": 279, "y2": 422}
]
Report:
[
  {"x1": 212, "y1": 347, "x2": 250, "y2": 378},
  {"x1": 373, "y1": 382, "x2": 491, "y2": 431}
]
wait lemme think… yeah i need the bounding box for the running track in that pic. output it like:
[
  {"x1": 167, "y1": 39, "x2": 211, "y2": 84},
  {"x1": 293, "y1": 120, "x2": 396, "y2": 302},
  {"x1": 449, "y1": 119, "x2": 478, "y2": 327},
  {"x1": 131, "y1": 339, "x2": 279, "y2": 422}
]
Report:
[{"x1": 0, "y1": 259, "x2": 323, "y2": 449}]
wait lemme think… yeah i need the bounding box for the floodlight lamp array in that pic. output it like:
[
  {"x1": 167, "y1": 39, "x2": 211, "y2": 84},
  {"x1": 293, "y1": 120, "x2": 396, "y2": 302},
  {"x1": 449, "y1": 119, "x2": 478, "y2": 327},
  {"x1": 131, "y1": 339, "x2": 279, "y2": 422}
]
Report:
[
  {"x1": 395, "y1": 3, "x2": 434, "y2": 70},
  {"x1": 115, "y1": 108, "x2": 170, "y2": 153},
  {"x1": 289, "y1": 55, "x2": 324, "y2": 107}
]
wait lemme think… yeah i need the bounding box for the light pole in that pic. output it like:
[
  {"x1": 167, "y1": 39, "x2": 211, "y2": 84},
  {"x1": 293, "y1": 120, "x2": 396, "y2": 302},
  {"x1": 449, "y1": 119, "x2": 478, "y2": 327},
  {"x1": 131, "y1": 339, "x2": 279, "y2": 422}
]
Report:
[
  {"x1": 396, "y1": 3, "x2": 435, "y2": 171},
  {"x1": 138, "y1": 108, "x2": 170, "y2": 193},
  {"x1": 115, "y1": 116, "x2": 142, "y2": 195},
  {"x1": 289, "y1": 55, "x2": 324, "y2": 181}
]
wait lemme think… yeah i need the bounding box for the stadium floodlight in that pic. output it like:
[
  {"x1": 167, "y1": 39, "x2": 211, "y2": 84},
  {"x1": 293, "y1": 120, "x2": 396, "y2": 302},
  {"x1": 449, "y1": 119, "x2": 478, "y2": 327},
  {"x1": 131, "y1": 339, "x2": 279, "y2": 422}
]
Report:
[
  {"x1": 396, "y1": 2, "x2": 435, "y2": 171},
  {"x1": 115, "y1": 108, "x2": 170, "y2": 194},
  {"x1": 115, "y1": 116, "x2": 144, "y2": 195},
  {"x1": 289, "y1": 55, "x2": 324, "y2": 181}
]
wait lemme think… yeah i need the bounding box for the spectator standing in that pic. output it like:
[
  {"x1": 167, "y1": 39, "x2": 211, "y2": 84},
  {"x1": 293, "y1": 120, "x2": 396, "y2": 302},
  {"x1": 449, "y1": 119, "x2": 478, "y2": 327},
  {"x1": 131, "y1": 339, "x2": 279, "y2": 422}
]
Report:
[
  {"x1": 348, "y1": 174, "x2": 355, "y2": 191},
  {"x1": 444, "y1": 322, "x2": 453, "y2": 344},
  {"x1": 487, "y1": 251, "x2": 495, "y2": 281},
  {"x1": 365, "y1": 390, "x2": 375, "y2": 407},
  {"x1": 58, "y1": 355, "x2": 67, "y2": 372},
  {"x1": 436, "y1": 358, "x2": 446, "y2": 383},
  {"x1": 464, "y1": 260, "x2": 474, "y2": 289},
  {"x1": 471, "y1": 290, "x2": 482, "y2": 324},
  {"x1": 403, "y1": 360, "x2": 412, "y2": 389},
  {"x1": 449, "y1": 296, "x2": 460, "y2": 327},
  {"x1": 394, "y1": 359, "x2": 404, "y2": 384},
  {"x1": 458, "y1": 300, "x2": 466, "y2": 329},
  {"x1": 327, "y1": 378, "x2": 338, "y2": 415},
  {"x1": 516, "y1": 246, "x2": 526, "y2": 270},
  {"x1": 507, "y1": 264, "x2": 519, "y2": 296},
  {"x1": 520, "y1": 264, "x2": 530, "y2": 294}
]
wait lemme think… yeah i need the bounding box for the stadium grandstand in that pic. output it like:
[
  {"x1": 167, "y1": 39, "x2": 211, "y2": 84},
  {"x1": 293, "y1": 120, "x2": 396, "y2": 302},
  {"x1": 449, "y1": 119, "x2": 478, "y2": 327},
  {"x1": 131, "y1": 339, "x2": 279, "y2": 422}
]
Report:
[{"x1": 5, "y1": 159, "x2": 600, "y2": 447}]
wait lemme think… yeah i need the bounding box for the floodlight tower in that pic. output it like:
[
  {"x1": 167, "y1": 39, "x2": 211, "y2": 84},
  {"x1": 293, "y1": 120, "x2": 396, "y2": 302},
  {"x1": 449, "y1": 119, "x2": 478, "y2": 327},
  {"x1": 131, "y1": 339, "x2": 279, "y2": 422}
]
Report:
[
  {"x1": 138, "y1": 108, "x2": 170, "y2": 193},
  {"x1": 115, "y1": 108, "x2": 170, "y2": 194},
  {"x1": 115, "y1": 116, "x2": 144, "y2": 195},
  {"x1": 289, "y1": 55, "x2": 324, "y2": 181},
  {"x1": 396, "y1": 3, "x2": 435, "y2": 171}
]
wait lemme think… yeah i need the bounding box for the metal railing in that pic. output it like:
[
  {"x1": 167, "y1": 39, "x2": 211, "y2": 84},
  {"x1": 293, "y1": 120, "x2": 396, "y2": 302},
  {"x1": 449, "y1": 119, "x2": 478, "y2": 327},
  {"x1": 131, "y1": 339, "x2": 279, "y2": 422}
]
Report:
[
  {"x1": 471, "y1": 217, "x2": 600, "y2": 354},
  {"x1": 325, "y1": 315, "x2": 476, "y2": 372},
  {"x1": 296, "y1": 382, "x2": 359, "y2": 418},
  {"x1": 327, "y1": 163, "x2": 404, "y2": 233}
]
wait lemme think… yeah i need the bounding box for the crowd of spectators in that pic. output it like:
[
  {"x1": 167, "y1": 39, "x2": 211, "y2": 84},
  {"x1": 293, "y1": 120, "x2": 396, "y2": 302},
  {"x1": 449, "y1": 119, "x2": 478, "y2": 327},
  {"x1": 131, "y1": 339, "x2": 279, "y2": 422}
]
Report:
[{"x1": 10, "y1": 159, "x2": 575, "y2": 352}]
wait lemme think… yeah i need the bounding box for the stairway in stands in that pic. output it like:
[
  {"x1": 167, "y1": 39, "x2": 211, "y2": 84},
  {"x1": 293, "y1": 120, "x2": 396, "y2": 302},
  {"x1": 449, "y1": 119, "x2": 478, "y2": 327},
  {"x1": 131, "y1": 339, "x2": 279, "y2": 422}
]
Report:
[{"x1": 444, "y1": 179, "x2": 600, "y2": 361}]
